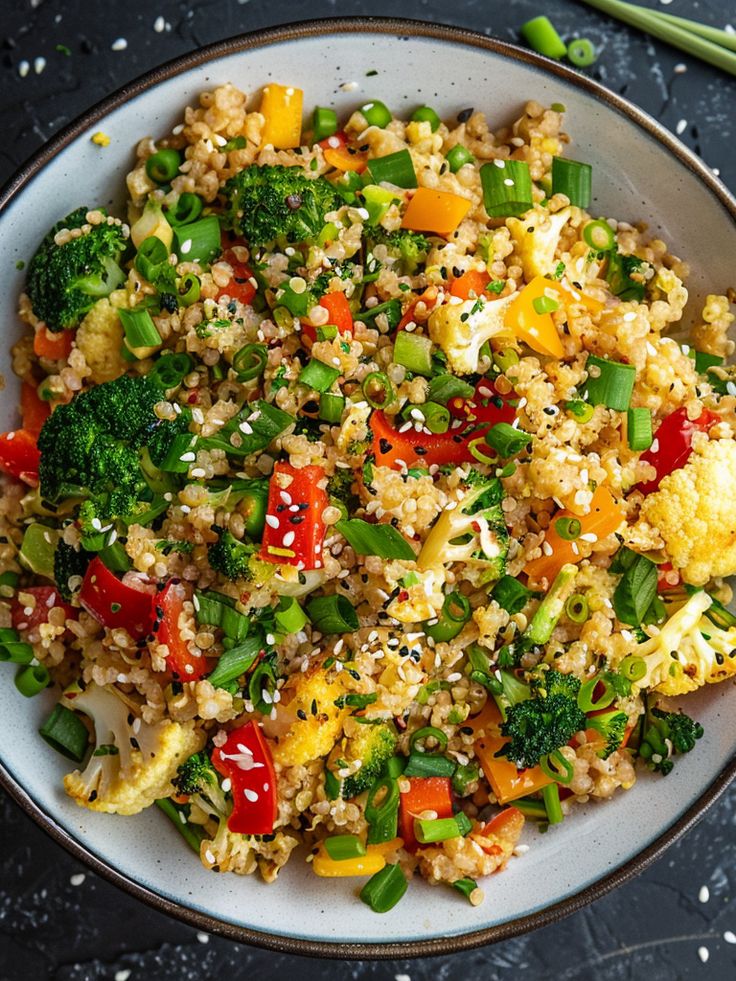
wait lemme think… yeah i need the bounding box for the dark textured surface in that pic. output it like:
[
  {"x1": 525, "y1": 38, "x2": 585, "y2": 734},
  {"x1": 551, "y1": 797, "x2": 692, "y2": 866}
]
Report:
[{"x1": 1, "y1": 1, "x2": 735, "y2": 978}]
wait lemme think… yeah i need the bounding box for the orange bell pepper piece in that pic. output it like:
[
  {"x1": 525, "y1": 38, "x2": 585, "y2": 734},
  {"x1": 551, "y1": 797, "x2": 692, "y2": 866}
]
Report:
[
  {"x1": 33, "y1": 326, "x2": 74, "y2": 360},
  {"x1": 474, "y1": 734, "x2": 552, "y2": 805},
  {"x1": 398, "y1": 777, "x2": 454, "y2": 851},
  {"x1": 504, "y1": 276, "x2": 565, "y2": 358},
  {"x1": 21, "y1": 382, "x2": 50, "y2": 436},
  {"x1": 450, "y1": 269, "x2": 491, "y2": 300},
  {"x1": 525, "y1": 485, "x2": 626, "y2": 587},
  {"x1": 401, "y1": 187, "x2": 471, "y2": 237},
  {"x1": 324, "y1": 145, "x2": 368, "y2": 172},
  {"x1": 463, "y1": 698, "x2": 504, "y2": 737},
  {"x1": 555, "y1": 281, "x2": 605, "y2": 317},
  {"x1": 259, "y1": 83, "x2": 303, "y2": 149}
]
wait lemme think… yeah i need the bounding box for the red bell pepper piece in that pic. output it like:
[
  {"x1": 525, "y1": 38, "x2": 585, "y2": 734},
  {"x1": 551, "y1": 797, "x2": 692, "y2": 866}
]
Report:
[
  {"x1": 301, "y1": 291, "x2": 353, "y2": 344},
  {"x1": 155, "y1": 580, "x2": 212, "y2": 681},
  {"x1": 12, "y1": 586, "x2": 76, "y2": 633},
  {"x1": 656, "y1": 562, "x2": 682, "y2": 592},
  {"x1": 372, "y1": 381, "x2": 515, "y2": 471},
  {"x1": 79, "y1": 557, "x2": 157, "y2": 639},
  {"x1": 474, "y1": 806, "x2": 525, "y2": 855},
  {"x1": 260, "y1": 462, "x2": 329, "y2": 570},
  {"x1": 398, "y1": 776, "x2": 454, "y2": 852},
  {"x1": 638, "y1": 407, "x2": 719, "y2": 495},
  {"x1": 0, "y1": 428, "x2": 40, "y2": 485},
  {"x1": 21, "y1": 382, "x2": 51, "y2": 436},
  {"x1": 215, "y1": 248, "x2": 256, "y2": 306},
  {"x1": 212, "y1": 721, "x2": 278, "y2": 835}
]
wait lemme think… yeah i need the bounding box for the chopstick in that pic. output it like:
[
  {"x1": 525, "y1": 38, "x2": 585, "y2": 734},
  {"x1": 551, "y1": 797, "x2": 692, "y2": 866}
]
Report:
[{"x1": 577, "y1": 0, "x2": 736, "y2": 76}]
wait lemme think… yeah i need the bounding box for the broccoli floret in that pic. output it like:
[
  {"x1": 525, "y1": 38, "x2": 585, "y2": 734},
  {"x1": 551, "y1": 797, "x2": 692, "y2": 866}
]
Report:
[
  {"x1": 223, "y1": 165, "x2": 342, "y2": 248},
  {"x1": 499, "y1": 693, "x2": 587, "y2": 770},
  {"x1": 417, "y1": 475, "x2": 508, "y2": 581},
  {"x1": 531, "y1": 668, "x2": 581, "y2": 701},
  {"x1": 334, "y1": 723, "x2": 398, "y2": 799},
  {"x1": 366, "y1": 228, "x2": 429, "y2": 275},
  {"x1": 53, "y1": 541, "x2": 92, "y2": 600},
  {"x1": 173, "y1": 750, "x2": 230, "y2": 821},
  {"x1": 38, "y1": 374, "x2": 189, "y2": 525},
  {"x1": 27, "y1": 207, "x2": 128, "y2": 331},
  {"x1": 585, "y1": 708, "x2": 629, "y2": 759},
  {"x1": 639, "y1": 700, "x2": 704, "y2": 775},
  {"x1": 207, "y1": 528, "x2": 258, "y2": 581}
]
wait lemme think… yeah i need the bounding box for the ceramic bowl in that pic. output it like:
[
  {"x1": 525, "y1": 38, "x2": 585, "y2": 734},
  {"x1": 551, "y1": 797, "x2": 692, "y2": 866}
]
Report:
[{"x1": 1, "y1": 17, "x2": 734, "y2": 959}]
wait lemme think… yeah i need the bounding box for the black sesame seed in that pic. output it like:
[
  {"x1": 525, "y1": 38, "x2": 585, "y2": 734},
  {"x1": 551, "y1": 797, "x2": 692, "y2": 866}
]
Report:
[{"x1": 457, "y1": 107, "x2": 474, "y2": 123}]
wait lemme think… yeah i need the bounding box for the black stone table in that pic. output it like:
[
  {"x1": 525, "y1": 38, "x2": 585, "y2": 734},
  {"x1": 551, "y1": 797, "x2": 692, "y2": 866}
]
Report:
[{"x1": 1, "y1": 1, "x2": 735, "y2": 978}]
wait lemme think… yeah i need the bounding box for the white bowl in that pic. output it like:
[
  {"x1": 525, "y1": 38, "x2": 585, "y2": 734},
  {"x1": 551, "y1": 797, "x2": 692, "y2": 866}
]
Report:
[{"x1": 1, "y1": 17, "x2": 734, "y2": 959}]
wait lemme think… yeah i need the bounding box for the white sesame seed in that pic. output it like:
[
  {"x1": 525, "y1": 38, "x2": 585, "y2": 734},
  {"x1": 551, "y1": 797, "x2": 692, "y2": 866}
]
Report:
[
  {"x1": 699, "y1": 885, "x2": 710, "y2": 903},
  {"x1": 115, "y1": 971, "x2": 132, "y2": 981},
  {"x1": 697, "y1": 947, "x2": 709, "y2": 964},
  {"x1": 196, "y1": 932, "x2": 210, "y2": 944},
  {"x1": 153, "y1": 15, "x2": 165, "y2": 32},
  {"x1": 542, "y1": 541, "x2": 553, "y2": 556},
  {"x1": 70, "y1": 873, "x2": 86, "y2": 886},
  {"x1": 580, "y1": 532, "x2": 598, "y2": 543},
  {"x1": 493, "y1": 158, "x2": 506, "y2": 168},
  {"x1": 282, "y1": 531, "x2": 295, "y2": 547},
  {"x1": 675, "y1": 118, "x2": 687, "y2": 135},
  {"x1": 724, "y1": 931, "x2": 736, "y2": 944},
  {"x1": 623, "y1": 311, "x2": 637, "y2": 322},
  {"x1": 18, "y1": 60, "x2": 30, "y2": 77},
  {"x1": 503, "y1": 178, "x2": 514, "y2": 186},
  {"x1": 179, "y1": 451, "x2": 196, "y2": 462},
  {"x1": 179, "y1": 239, "x2": 192, "y2": 255},
  {"x1": 190, "y1": 467, "x2": 206, "y2": 479},
  {"x1": 674, "y1": 63, "x2": 687, "y2": 73},
  {"x1": 265, "y1": 515, "x2": 279, "y2": 529},
  {"x1": 34, "y1": 57, "x2": 46, "y2": 75},
  {"x1": 111, "y1": 37, "x2": 128, "y2": 51},
  {"x1": 244, "y1": 788, "x2": 259, "y2": 802}
]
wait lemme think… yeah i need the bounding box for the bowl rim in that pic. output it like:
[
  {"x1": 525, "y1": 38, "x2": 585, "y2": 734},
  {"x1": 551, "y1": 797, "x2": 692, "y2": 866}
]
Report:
[{"x1": 1, "y1": 14, "x2": 735, "y2": 960}]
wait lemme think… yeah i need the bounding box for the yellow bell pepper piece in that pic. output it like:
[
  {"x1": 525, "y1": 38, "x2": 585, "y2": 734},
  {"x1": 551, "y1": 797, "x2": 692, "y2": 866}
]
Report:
[
  {"x1": 504, "y1": 275, "x2": 565, "y2": 358},
  {"x1": 312, "y1": 844, "x2": 387, "y2": 878},
  {"x1": 260, "y1": 83, "x2": 303, "y2": 149},
  {"x1": 401, "y1": 187, "x2": 471, "y2": 237}
]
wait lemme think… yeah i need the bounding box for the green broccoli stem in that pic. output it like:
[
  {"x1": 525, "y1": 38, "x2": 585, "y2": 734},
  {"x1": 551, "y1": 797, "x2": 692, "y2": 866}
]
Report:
[
  {"x1": 525, "y1": 564, "x2": 579, "y2": 646},
  {"x1": 154, "y1": 797, "x2": 205, "y2": 853},
  {"x1": 492, "y1": 669, "x2": 531, "y2": 722}
]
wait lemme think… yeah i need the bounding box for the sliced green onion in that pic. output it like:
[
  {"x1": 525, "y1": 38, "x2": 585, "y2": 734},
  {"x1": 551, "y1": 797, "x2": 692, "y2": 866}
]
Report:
[
  {"x1": 393, "y1": 331, "x2": 433, "y2": 376},
  {"x1": 541, "y1": 782, "x2": 564, "y2": 824},
  {"x1": 555, "y1": 517, "x2": 582, "y2": 541},
  {"x1": 577, "y1": 677, "x2": 616, "y2": 713},
  {"x1": 514, "y1": 796, "x2": 548, "y2": 820},
  {"x1": 619, "y1": 655, "x2": 646, "y2": 683},
  {"x1": 298, "y1": 358, "x2": 341, "y2": 393},
  {"x1": 492, "y1": 576, "x2": 535, "y2": 615},
  {"x1": 532, "y1": 294, "x2": 560, "y2": 315},
  {"x1": 425, "y1": 591, "x2": 471, "y2": 643},
  {"x1": 118, "y1": 308, "x2": 160, "y2": 350},
  {"x1": 166, "y1": 192, "x2": 204, "y2": 227},
  {"x1": 691, "y1": 350, "x2": 724, "y2": 373},
  {"x1": 198, "y1": 400, "x2": 294, "y2": 458},
  {"x1": 19, "y1": 523, "x2": 57, "y2": 579},
  {"x1": 0, "y1": 627, "x2": 34, "y2": 664},
  {"x1": 206, "y1": 637, "x2": 262, "y2": 689},
  {"x1": 15, "y1": 663, "x2": 50, "y2": 697},
  {"x1": 551, "y1": 157, "x2": 592, "y2": 208},
  {"x1": 409, "y1": 726, "x2": 449, "y2": 754},
  {"x1": 565, "y1": 592, "x2": 589, "y2": 624},
  {"x1": 98, "y1": 541, "x2": 131, "y2": 574},
  {"x1": 452, "y1": 877, "x2": 479, "y2": 901},
  {"x1": 411, "y1": 106, "x2": 441, "y2": 131},
  {"x1": 567, "y1": 38, "x2": 597, "y2": 67},
  {"x1": 195, "y1": 590, "x2": 250, "y2": 641},
  {"x1": 415, "y1": 401, "x2": 450, "y2": 434},
  {"x1": 248, "y1": 658, "x2": 277, "y2": 714},
  {"x1": 360, "y1": 100, "x2": 392, "y2": 128},
  {"x1": 149, "y1": 352, "x2": 194, "y2": 389},
  {"x1": 39, "y1": 703, "x2": 90, "y2": 762},
  {"x1": 173, "y1": 215, "x2": 222, "y2": 265},
  {"x1": 565, "y1": 399, "x2": 594, "y2": 423},
  {"x1": 540, "y1": 749, "x2": 574, "y2": 787},
  {"x1": 361, "y1": 184, "x2": 397, "y2": 225},
  {"x1": 324, "y1": 768, "x2": 341, "y2": 800},
  {"x1": 306, "y1": 594, "x2": 359, "y2": 634},
  {"x1": 493, "y1": 348, "x2": 520, "y2": 374},
  {"x1": 584, "y1": 355, "x2": 636, "y2": 411},
  {"x1": 366, "y1": 776, "x2": 400, "y2": 844},
  {"x1": 452, "y1": 761, "x2": 480, "y2": 796},
  {"x1": 627, "y1": 407, "x2": 653, "y2": 451},
  {"x1": 334, "y1": 518, "x2": 415, "y2": 561},
  {"x1": 446, "y1": 145, "x2": 475, "y2": 173},
  {"x1": 354, "y1": 298, "x2": 402, "y2": 331},
  {"x1": 319, "y1": 393, "x2": 345, "y2": 423},
  {"x1": 468, "y1": 437, "x2": 499, "y2": 466},
  {"x1": 480, "y1": 159, "x2": 534, "y2": 218},
  {"x1": 414, "y1": 812, "x2": 472, "y2": 844},
  {"x1": 362, "y1": 371, "x2": 395, "y2": 409},
  {"x1": 273, "y1": 597, "x2": 308, "y2": 635},
  {"x1": 177, "y1": 272, "x2": 201, "y2": 306},
  {"x1": 403, "y1": 752, "x2": 456, "y2": 778},
  {"x1": 324, "y1": 834, "x2": 366, "y2": 860},
  {"x1": 233, "y1": 343, "x2": 268, "y2": 382},
  {"x1": 485, "y1": 422, "x2": 532, "y2": 458},
  {"x1": 135, "y1": 235, "x2": 169, "y2": 282},
  {"x1": 427, "y1": 374, "x2": 474, "y2": 404},
  {"x1": 360, "y1": 863, "x2": 408, "y2": 913},
  {"x1": 583, "y1": 219, "x2": 616, "y2": 251},
  {"x1": 520, "y1": 15, "x2": 568, "y2": 59},
  {"x1": 145, "y1": 148, "x2": 181, "y2": 183},
  {"x1": 367, "y1": 149, "x2": 417, "y2": 189},
  {"x1": 312, "y1": 106, "x2": 338, "y2": 142},
  {"x1": 316, "y1": 324, "x2": 338, "y2": 342},
  {"x1": 385, "y1": 756, "x2": 405, "y2": 779},
  {"x1": 155, "y1": 798, "x2": 205, "y2": 853}
]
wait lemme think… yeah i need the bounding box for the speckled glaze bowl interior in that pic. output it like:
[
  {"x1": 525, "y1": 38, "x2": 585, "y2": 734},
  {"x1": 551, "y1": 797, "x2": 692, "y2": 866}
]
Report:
[{"x1": 0, "y1": 17, "x2": 735, "y2": 960}]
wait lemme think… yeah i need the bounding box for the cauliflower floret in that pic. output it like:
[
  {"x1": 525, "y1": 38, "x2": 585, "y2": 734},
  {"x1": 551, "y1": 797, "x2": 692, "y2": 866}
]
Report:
[
  {"x1": 200, "y1": 826, "x2": 299, "y2": 880},
  {"x1": 690, "y1": 293, "x2": 735, "y2": 358},
  {"x1": 507, "y1": 206, "x2": 572, "y2": 281},
  {"x1": 428, "y1": 291, "x2": 516, "y2": 375},
  {"x1": 63, "y1": 683, "x2": 205, "y2": 815},
  {"x1": 638, "y1": 438, "x2": 736, "y2": 585},
  {"x1": 75, "y1": 297, "x2": 126, "y2": 383},
  {"x1": 268, "y1": 661, "x2": 350, "y2": 767},
  {"x1": 630, "y1": 591, "x2": 736, "y2": 696},
  {"x1": 387, "y1": 565, "x2": 446, "y2": 623}
]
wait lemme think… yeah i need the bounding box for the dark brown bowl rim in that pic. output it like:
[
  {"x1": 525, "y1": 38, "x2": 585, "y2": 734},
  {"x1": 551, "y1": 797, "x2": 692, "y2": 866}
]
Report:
[{"x1": 1, "y1": 15, "x2": 735, "y2": 960}]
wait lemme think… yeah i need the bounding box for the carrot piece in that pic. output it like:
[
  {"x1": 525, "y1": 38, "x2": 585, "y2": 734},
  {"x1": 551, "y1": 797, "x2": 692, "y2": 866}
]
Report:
[
  {"x1": 319, "y1": 291, "x2": 353, "y2": 333},
  {"x1": 401, "y1": 187, "x2": 471, "y2": 237},
  {"x1": 474, "y1": 734, "x2": 552, "y2": 805},
  {"x1": 259, "y1": 83, "x2": 303, "y2": 149},
  {"x1": 450, "y1": 269, "x2": 491, "y2": 300},
  {"x1": 504, "y1": 276, "x2": 565, "y2": 358},
  {"x1": 524, "y1": 485, "x2": 626, "y2": 587},
  {"x1": 398, "y1": 777, "x2": 453, "y2": 851},
  {"x1": 21, "y1": 382, "x2": 50, "y2": 435},
  {"x1": 33, "y1": 327, "x2": 74, "y2": 360},
  {"x1": 324, "y1": 145, "x2": 368, "y2": 172}
]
